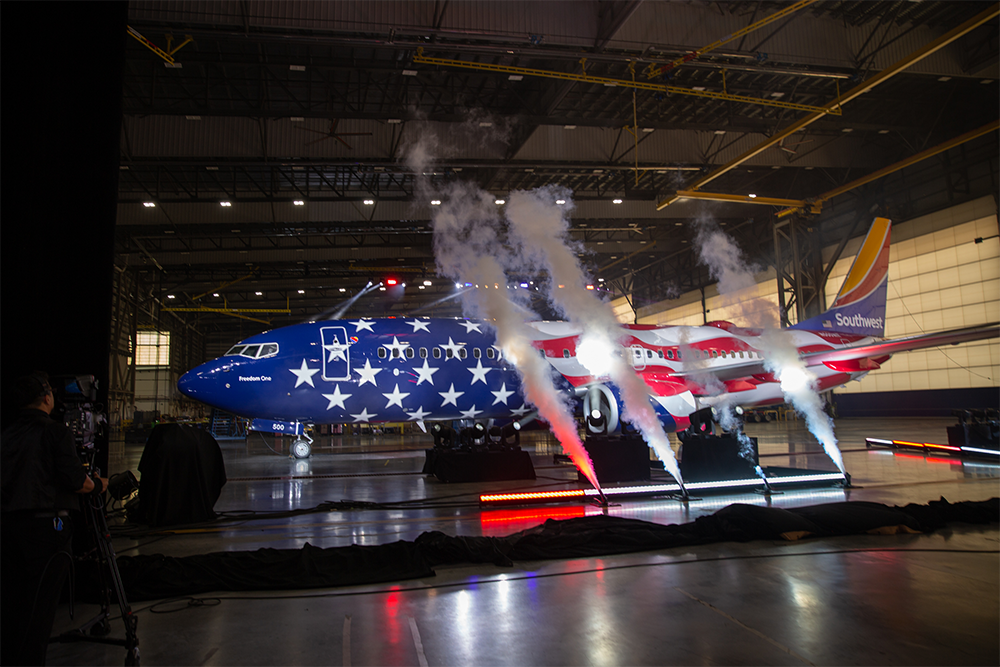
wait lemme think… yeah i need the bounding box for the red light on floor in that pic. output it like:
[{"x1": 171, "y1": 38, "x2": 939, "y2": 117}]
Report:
[
  {"x1": 480, "y1": 506, "x2": 587, "y2": 525},
  {"x1": 386, "y1": 278, "x2": 399, "y2": 286},
  {"x1": 480, "y1": 489, "x2": 586, "y2": 503},
  {"x1": 920, "y1": 442, "x2": 961, "y2": 452}
]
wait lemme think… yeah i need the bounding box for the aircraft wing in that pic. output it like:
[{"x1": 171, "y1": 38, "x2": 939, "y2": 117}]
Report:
[
  {"x1": 663, "y1": 322, "x2": 998, "y2": 386},
  {"x1": 799, "y1": 322, "x2": 999, "y2": 366}
]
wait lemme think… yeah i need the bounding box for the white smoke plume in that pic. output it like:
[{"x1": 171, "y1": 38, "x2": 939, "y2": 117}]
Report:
[
  {"x1": 693, "y1": 216, "x2": 778, "y2": 330},
  {"x1": 692, "y1": 214, "x2": 846, "y2": 474},
  {"x1": 504, "y1": 187, "x2": 684, "y2": 486},
  {"x1": 406, "y1": 127, "x2": 601, "y2": 490},
  {"x1": 759, "y1": 328, "x2": 846, "y2": 474}
]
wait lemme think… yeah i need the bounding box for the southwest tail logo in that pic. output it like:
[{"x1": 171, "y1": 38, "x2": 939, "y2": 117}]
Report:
[{"x1": 792, "y1": 217, "x2": 891, "y2": 338}]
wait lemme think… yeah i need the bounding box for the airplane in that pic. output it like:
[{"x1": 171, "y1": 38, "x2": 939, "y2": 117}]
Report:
[{"x1": 178, "y1": 217, "x2": 998, "y2": 459}]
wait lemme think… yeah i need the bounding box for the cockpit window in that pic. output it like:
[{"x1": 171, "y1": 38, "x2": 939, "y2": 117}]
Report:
[{"x1": 225, "y1": 343, "x2": 278, "y2": 359}]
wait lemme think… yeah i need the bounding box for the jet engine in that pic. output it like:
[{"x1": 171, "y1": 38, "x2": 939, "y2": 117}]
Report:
[{"x1": 580, "y1": 383, "x2": 620, "y2": 435}]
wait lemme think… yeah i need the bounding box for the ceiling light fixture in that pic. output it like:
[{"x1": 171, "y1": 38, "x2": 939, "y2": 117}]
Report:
[
  {"x1": 220, "y1": 201, "x2": 232, "y2": 207},
  {"x1": 363, "y1": 199, "x2": 374, "y2": 205},
  {"x1": 293, "y1": 200, "x2": 304, "y2": 206},
  {"x1": 143, "y1": 202, "x2": 155, "y2": 207}
]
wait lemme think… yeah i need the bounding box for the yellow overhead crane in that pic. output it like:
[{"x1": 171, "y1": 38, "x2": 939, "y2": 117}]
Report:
[
  {"x1": 126, "y1": 26, "x2": 193, "y2": 65},
  {"x1": 674, "y1": 120, "x2": 999, "y2": 217},
  {"x1": 412, "y1": 48, "x2": 842, "y2": 117},
  {"x1": 164, "y1": 268, "x2": 291, "y2": 325},
  {"x1": 643, "y1": 0, "x2": 817, "y2": 79},
  {"x1": 656, "y1": 3, "x2": 1000, "y2": 211}
]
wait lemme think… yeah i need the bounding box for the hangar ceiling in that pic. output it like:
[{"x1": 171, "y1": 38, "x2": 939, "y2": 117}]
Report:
[{"x1": 116, "y1": 0, "x2": 999, "y2": 351}]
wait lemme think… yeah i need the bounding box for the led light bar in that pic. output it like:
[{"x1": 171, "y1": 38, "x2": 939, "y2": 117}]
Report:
[
  {"x1": 962, "y1": 446, "x2": 1000, "y2": 457},
  {"x1": 480, "y1": 471, "x2": 846, "y2": 506},
  {"x1": 866, "y1": 437, "x2": 999, "y2": 459}
]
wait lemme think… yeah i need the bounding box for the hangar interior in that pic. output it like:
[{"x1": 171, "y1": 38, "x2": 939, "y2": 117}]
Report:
[
  {"x1": 19, "y1": 1, "x2": 1000, "y2": 665},
  {"x1": 108, "y1": 0, "x2": 999, "y2": 424}
]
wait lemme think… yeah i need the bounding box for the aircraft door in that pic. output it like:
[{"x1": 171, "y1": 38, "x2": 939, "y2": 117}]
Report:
[
  {"x1": 320, "y1": 326, "x2": 351, "y2": 381},
  {"x1": 629, "y1": 345, "x2": 646, "y2": 370}
]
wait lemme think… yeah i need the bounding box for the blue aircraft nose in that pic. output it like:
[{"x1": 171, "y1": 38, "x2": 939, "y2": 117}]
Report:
[{"x1": 178, "y1": 361, "x2": 218, "y2": 400}]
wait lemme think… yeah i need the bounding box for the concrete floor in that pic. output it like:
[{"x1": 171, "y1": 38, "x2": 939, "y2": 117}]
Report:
[{"x1": 48, "y1": 417, "x2": 998, "y2": 666}]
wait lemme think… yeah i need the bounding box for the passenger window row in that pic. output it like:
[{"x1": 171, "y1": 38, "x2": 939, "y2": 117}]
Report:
[{"x1": 378, "y1": 346, "x2": 499, "y2": 360}]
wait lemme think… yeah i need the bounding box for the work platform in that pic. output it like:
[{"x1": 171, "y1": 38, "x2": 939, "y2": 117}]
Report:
[{"x1": 48, "y1": 416, "x2": 998, "y2": 666}]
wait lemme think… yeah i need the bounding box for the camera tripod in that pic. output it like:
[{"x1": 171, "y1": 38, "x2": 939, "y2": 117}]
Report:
[{"x1": 50, "y1": 469, "x2": 140, "y2": 666}]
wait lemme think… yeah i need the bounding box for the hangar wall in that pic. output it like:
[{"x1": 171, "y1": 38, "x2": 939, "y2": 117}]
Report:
[{"x1": 619, "y1": 197, "x2": 999, "y2": 414}]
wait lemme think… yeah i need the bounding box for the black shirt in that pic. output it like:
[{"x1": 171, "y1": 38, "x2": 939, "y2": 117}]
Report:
[{"x1": 1, "y1": 409, "x2": 88, "y2": 513}]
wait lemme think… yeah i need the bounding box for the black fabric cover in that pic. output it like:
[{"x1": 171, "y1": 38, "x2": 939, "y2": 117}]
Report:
[
  {"x1": 137, "y1": 424, "x2": 227, "y2": 527},
  {"x1": 110, "y1": 497, "x2": 997, "y2": 601},
  {"x1": 108, "y1": 541, "x2": 432, "y2": 601}
]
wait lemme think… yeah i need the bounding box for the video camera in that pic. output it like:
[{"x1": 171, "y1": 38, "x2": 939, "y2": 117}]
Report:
[{"x1": 50, "y1": 374, "x2": 105, "y2": 455}]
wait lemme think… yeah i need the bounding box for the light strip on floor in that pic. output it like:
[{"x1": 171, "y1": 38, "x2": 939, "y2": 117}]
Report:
[
  {"x1": 867, "y1": 437, "x2": 997, "y2": 457},
  {"x1": 480, "y1": 471, "x2": 846, "y2": 506},
  {"x1": 962, "y1": 446, "x2": 1000, "y2": 457}
]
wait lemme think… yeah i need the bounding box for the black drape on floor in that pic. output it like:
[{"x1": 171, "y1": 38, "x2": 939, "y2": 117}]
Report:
[{"x1": 102, "y1": 497, "x2": 998, "y2": 602}]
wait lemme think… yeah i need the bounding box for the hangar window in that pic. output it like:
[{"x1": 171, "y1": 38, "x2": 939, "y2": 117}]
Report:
[
  {"x1": 433, "y1": 348, "x2": 442, "y2": 359},
  {"x1": 405, "y1": 347, "x2": 415, "y2": 359},
  {"x1": 420, "y1": 347, "x2": 428, "y2": 358},
  {"x1": 137, "y1": 331, "x2": 170, "y2": 366},
  {"x1": 486, "y1": 348, "x2": 495, "y2": 359},
  {"x1": 378, "y1": 348, "x2": 387, "y2": 359}
]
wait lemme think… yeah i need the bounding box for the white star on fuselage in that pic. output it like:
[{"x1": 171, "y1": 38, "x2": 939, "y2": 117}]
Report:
[
  {"x1": 289, "y1": 359, "x2": 320, "y2": 388},
  {"x1": 382, "y1": 384, "x2": 410, "y2": 409},
  {"x1": 412, "y1": 359, "x2": 439, "y2": 386},
  {"x1": 383, "y1": 336, "x2": 410, "y2": 360},
  {"x1": 408, "y1": 319, "x2": 431, "y2": 332},
  {"x1": 491, "y1": 382, "x2": 514, "y2": 405},
  {"x1": 406, "y1": 406, "x2": 432, "y2": 421},
  {"x1": 350, "y1": 408, "x2": 377, "y2": 423},
  {"x1": 439, "y1": 383, "x2": 464, "y2": 407},
  {"x1": 324, "y1": 338, "x2": 349, "y2": 362},
  {"x1": 467, "y1": 359, "x2": 492, "y2": 385},
  {"x1": 459, "y1": 320, "x2": 483, "y2": 334},
  {"x1": 460, "y1": 405, "x2": 483, "y2": 419},
  {"x1": 355, "y1": 359, "x2": 383, "y2": 386},
  {"x1": 322, "y1": 385, "x2": 352, "y2": 410},
  {"x1": 510, "y1": 403, "x2": 532, "y2": 417},
  {"x1": 439, "y1": 337, "x2": 464, "y2": 360},
  {"x1": 351, "y1": 319, "x2": 375, "y2": 332}
]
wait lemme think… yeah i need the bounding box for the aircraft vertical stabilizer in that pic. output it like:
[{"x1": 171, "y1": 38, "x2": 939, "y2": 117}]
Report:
[{"x1": 791, "y1": 217, "x2": 891, "y2": 337}]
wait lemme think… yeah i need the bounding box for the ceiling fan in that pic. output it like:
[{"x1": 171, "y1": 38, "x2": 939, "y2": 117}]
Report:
[{"x1": 301, "y1": 119, "x2": 373, "y2": 149}]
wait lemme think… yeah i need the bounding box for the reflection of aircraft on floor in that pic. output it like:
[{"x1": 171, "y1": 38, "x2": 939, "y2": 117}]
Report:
[{"x1": 179, "y1": 217, "x2": 998, "y2": 458}]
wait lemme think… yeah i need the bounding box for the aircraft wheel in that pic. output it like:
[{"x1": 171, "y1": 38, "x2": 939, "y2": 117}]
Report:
[{"x1": 291, "y1": 439, "x2": 312, "y2": 459}]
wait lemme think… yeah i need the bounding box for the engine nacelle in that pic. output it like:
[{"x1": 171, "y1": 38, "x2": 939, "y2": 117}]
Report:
[{"x1": 580, "y1": 383, "x2": 620, "y2": 435}]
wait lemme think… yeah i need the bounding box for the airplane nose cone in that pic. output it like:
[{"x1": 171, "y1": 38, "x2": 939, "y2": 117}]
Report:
[{"x1": 178, "y1": 364, "x2": 212, "y2": 400}]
